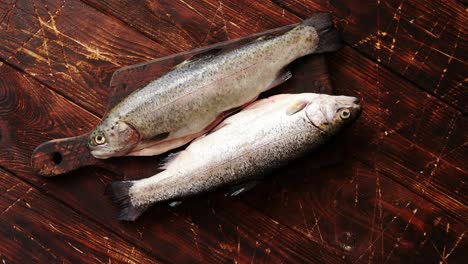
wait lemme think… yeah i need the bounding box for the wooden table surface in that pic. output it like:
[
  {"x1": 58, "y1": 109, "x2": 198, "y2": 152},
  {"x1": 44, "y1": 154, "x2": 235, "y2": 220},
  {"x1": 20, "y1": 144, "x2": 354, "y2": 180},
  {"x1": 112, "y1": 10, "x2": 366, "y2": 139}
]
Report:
[{"x1": 0, "y1": 0, "x2": 466, "y2": 263}]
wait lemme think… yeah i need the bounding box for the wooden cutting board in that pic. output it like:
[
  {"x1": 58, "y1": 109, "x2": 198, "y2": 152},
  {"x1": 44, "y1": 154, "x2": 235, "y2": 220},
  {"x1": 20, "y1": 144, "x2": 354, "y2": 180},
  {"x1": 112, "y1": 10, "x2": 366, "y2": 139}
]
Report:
[{"x1": 31, "y1": 23, "x2": 334, "y2": 178}]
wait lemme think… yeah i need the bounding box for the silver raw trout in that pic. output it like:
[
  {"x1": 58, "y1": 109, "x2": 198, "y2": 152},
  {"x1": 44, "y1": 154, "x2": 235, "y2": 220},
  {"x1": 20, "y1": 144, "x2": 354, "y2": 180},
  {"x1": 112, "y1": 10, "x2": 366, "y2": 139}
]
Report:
[
  {"x1": 106, "y1": 93, "x2": 361, "y2": 221},
  {"x1": 88, "y1": 12, "x2": 343, "y2": 159}
]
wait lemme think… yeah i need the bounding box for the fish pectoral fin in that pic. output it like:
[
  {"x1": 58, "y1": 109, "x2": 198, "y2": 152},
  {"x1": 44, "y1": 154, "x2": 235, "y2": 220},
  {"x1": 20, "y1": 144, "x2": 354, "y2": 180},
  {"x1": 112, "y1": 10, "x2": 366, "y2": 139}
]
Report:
[
  {"x1": 225, "y1": 181, "x2": 260, "y2": 197},
  {"x1": 255, "y1": 34, "x2": 275, "y2": 42},
  {"x1": 266, "y1": 68, "x2": 293, "y2": 90},
  {"x1": 286, "y1": 100, "x2": 309, "y2": 115},
  {"x1": 168, "y1": 201, "x2": 183, "y2": 207},
  {"x1": 151, "y1": 132, "x2": 170, "y2": 141}
]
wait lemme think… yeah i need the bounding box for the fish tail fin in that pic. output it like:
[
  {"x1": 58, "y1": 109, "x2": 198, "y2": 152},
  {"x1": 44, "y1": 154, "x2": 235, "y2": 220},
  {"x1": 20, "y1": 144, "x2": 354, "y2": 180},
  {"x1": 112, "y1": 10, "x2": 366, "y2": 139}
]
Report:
[
  {"x1": 301, "y1": 12, "x2": 344, "y2": 54},
  {"x1": 105, "y1": 181, "x2": 147, "y2": 221}
]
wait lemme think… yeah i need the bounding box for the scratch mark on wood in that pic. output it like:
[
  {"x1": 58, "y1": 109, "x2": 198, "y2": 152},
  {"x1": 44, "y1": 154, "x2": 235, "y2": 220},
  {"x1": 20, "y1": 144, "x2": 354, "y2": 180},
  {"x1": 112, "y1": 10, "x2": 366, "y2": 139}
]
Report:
[
  {"x1": 34, "y1": 16, "x2": 122, "y2": 66},
  {"x1": 434, "y1": 28, "x2": 461, "y2": 94},
  {"x1": 416, "y1": 20, "x2": 450, "y2": 74},
  {"x1": 0, "y1": 0, "x2": 18, "y2": 30},
  {"x1": 31, "y1": 0, "x2": 54, "y2": 78},
  {"x1": 444, "y1": 231, "x2": 465, "y2": 260},
  {"x1": 382, "y1": 208, "x2": 419, "y2": 263},
  {"x1": 1, "y1": 187, "x2": 32, "y2": 216},
  {"x1": 5, "y1": 182, "x2": 20, "y2": 192},
  {"x1": 311, "y1": 208, "x2": 324, "y2": 243},
  {"x1": 162, "y1": 10, "x2": 200, "y2": 48},
  {"x1": 298, "y1": 200, "x2": 312, "y2": 237},
  {"x1": 422, "y1": 111, "x2": 458, "y2": 194},
  {"x1": 354, "y1": 183, "x2": 359, "y2": 207},
  {"x1": 188, "y1": 218, "x2": 202, "y2": 260},
  {"x1": 178, "y1": 0, "x2": 204, "y2": 17},
  {"x1": 353, "y1": 215, "x2": 399, "y2": 264},
  {"x1": 236, "y1": 225, "x2": 241, "y2": 264},
  {"x1": 67, "y1": 241, "x2": 84, "y2": 254},
  {"x1": 48, "y1": 0, "x2": 77, "y2": 84},
  {"x1": 402, "y1": 17, "x2": 440, "y2": 75},
  {"x1": 385, "y1": 0, "x2": 405, "y2": 65},
  {"x1": 250, "y1": 241, "x2": 258, "y2": 264},
  {"x1": 12, "y1": 224, "x2": 58, "y2": 259},
  {"x1": 201, "y1": 0, "x2": 225, "y2": 44}
]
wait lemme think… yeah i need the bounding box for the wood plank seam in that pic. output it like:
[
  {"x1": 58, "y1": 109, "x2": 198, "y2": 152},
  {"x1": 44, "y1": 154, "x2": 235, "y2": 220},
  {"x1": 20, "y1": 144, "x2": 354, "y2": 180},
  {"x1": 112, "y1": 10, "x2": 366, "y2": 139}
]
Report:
[
  {"x1": 0, "y1": 0, "x2": 170, "y2": 117},
  {"x1": 0, "y1": 165, "x2": 170, "y2": 264},
  {"x1": 354, "y1": 158, "x2": 467, "y2": 224},
  {"x1": 0, "y1": 57, "x2": 106, "y2": 118},
  {"x1": 77, "y1": 0, "x2": 188, "y2": 53},
  {"x1": 269, "y1": 1, "x2": 467, "y2": 115}
]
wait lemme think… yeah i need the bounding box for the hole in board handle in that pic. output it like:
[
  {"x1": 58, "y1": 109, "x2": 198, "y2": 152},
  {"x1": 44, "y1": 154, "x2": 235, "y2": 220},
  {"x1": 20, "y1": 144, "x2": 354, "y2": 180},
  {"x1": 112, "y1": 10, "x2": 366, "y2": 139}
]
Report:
[{"x1": 52, "y1": 152, "x2": 62, "y2": 165}]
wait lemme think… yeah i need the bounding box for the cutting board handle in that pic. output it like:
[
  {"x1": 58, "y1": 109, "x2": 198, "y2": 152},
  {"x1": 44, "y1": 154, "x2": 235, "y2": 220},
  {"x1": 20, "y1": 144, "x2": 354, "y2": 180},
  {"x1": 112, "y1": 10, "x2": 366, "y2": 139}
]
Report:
[{"x1": 30, "y1": 133, "x2": 109, "y2": 177}]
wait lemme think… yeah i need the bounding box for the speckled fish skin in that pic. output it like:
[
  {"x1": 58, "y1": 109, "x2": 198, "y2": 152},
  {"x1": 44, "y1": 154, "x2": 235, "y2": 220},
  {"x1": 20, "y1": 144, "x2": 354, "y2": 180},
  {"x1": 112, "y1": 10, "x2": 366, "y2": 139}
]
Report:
[
  {"x1": 88, "y1": 12, "x2": 343, "y2": 159},
  {"x1": 106, "y1": 93, "x2": 361, "y2": 221}
]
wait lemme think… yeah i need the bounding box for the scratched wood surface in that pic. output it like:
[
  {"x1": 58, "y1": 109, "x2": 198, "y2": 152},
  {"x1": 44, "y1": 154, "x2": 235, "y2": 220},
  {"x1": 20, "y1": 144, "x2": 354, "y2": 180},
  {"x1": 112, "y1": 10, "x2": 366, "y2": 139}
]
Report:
[{"x1": 0, "y1": 0, "x2": 466, "y2": 263}]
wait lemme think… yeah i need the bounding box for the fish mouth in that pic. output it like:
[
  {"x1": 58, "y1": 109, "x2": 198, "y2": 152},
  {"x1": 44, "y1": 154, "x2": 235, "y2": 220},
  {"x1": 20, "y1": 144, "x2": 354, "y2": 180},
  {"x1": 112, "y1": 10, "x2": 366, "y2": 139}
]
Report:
[
  {"x1": 349, "y1": 98, "x2": 362, "y2": 117},
  {"x1": 90, "y1": 149, "x2": 113, "y2": 159}
]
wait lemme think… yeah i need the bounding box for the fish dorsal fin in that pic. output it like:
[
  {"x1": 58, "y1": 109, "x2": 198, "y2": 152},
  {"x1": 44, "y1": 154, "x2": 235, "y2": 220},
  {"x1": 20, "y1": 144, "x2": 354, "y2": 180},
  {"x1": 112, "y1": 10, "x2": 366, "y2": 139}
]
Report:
[
  {"x1": 174, "y1": 34, "x2": 268, "y2": 70},
  {"x1": 225, "y1": 180, "x2": 260, "y2": 197},
  {"x1": 174, "y1": 48, "x2": 224, "y2": 69},
  {"x1": 168, "y1": 201, "x2": 183, "y2": 207},
  {"x1": 255, "y1": 34, "x2": 275, "y2": 42}
]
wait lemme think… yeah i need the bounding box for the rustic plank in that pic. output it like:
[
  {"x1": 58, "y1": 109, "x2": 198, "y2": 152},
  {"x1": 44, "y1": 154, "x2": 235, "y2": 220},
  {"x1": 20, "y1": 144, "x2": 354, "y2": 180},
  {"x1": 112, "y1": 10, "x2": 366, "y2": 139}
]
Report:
[
  {"x1": 170, "y1": 196, "x2": 345, "y2": 264},
  {"x1": 0, "y1": 169, "x2": 160, "y2": 264},
  {"x1": 271, "y1": 0, "x2": 468, "y2": 113},
  {"x1": 0, "y1": 0, "x2": 171, "y2": 115},
  {"x1": 1, "y1": 0, "x2": 466, "y2": 262},
  {"x1": 79, "y1": 0, "x2": 293, "y2": 52},
  {"x1": 239, "y1": 159, "x2": 467, "y2": 263},
  {"x1": 0, "y1": 63, "x2": 343, "y2": 263},
  {"x1": 329, "y1": 47, "x2": 467, "y2": 219},
  {"x1": 80, "y1": 0, "x2": 467, "y2": 112}
]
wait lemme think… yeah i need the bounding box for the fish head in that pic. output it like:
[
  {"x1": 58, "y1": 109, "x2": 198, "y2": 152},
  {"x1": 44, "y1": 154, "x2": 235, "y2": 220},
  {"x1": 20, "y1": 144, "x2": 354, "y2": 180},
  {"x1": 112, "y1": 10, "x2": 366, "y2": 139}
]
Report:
[
  {"x1": 305, "y1": 94, "x2": 361, "y2": 136},
  {"x1": 88, "y1": 119, "x2": 140, "y2": 159}
]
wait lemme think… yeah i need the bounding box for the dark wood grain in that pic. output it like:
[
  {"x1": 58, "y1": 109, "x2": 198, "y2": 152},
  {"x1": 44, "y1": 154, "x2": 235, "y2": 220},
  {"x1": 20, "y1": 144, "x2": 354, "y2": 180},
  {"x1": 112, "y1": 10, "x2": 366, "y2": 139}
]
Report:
[
  {"x1": 239, "y1": 159, "x2": 467, "y2": 263},
  {"x1": 81, "y1": 0, "x2": 467, "y2": 113},
  {"x1": 271, "y1": 0, "x2": 468, "y2": 113},
  {"x1": 0, "y1": 0, "x2": 466, "y2": 263},
  {"x1": 329, "y1": 47, "x2": 467, "y2": 220},
  {"x1": 0, "y1": 169, "x2": 160, "y2": 263},
  {"x1": 0, "y1": 0, "x2": 170, "y2": 115}
]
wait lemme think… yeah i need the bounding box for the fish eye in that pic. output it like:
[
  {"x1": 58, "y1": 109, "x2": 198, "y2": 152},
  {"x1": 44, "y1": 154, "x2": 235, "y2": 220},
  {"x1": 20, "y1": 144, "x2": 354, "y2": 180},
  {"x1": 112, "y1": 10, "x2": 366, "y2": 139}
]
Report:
[
  {"x1": 340, "y1": 109, "x2": 351, "y2": 119},
  {"x1": 94, "y1": 134, "x2": 106, "y2": 145}
]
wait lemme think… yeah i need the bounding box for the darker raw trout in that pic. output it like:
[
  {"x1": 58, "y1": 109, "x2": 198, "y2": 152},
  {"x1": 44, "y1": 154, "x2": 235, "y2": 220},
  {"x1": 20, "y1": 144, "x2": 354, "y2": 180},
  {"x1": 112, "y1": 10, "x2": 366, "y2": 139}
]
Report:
[{"x1": 88, "y1": 12, "x2": 343, "y2": 159}]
